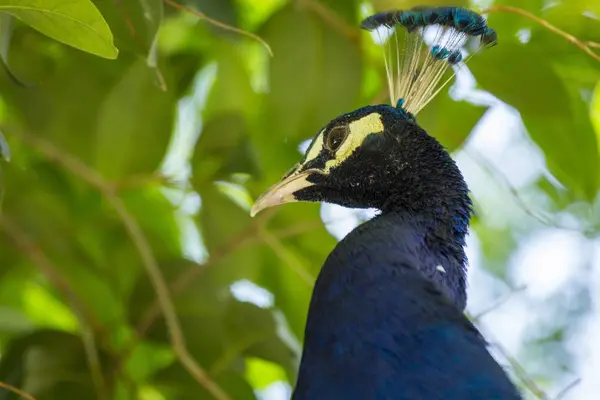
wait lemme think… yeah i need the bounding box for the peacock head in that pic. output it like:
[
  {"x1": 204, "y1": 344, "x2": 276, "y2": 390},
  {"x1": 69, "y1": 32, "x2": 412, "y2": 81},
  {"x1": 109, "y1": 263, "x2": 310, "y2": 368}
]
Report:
[{"x1": 252, "y1": 6, "x2": 495, "y2": 219}]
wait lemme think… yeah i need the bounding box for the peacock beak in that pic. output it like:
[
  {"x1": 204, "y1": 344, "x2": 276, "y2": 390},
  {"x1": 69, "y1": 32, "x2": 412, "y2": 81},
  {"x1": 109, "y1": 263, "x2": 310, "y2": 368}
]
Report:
[{"x1": 250, "y1": 170, "x2": 315, "y2": 217}]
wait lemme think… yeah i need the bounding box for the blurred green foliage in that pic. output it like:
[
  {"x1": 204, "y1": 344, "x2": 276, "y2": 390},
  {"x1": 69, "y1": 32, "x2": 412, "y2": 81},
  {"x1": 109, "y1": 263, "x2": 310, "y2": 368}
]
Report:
[{"x1": 0, "y1": 0, "x2": 598, "y2": 399}]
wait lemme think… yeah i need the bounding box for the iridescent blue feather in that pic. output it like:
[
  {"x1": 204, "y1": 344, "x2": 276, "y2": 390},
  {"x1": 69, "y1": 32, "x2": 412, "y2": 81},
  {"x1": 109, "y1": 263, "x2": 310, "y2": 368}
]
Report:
[{"x1": 361, "y1": 6, "x2": 496, "y2": 115}]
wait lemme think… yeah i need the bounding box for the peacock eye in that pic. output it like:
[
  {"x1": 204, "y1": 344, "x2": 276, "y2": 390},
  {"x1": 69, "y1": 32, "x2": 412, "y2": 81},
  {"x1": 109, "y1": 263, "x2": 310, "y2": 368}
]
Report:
[{"x1": 325, "y1": 125, "x2": 348, "y2": 152}]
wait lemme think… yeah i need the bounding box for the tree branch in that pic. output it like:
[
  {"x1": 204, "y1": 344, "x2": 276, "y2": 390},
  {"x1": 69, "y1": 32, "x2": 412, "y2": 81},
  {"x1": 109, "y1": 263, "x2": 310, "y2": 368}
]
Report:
[
  {"x1": 109, "y1": 198, "x2": 230, "y2": 400},
  {"x1": 12, "y1": 132, "x2": 230, "y2": 400},
  {"x1": 297, "y1": 0, "x2": 360, "y2": 41},
  {"x1": 479, "y1": 325, "x2": 548, "y2": 399},
  {"x1": 483, "y1": 5, "x2": 600, "y2": 63},
  {"x1": 164, "y1": 0, "x2": 273, "y2": 57},
  {"x1": 553, "y1": 378, "x2": 581, "y2": 400},
  {"x1": 587, "y1": 41, "x2": 600, "y2": 49},
  {"x1": 0, "y1": 381, "x2": 37, "y2": 400},
  {"x1": 258, "y1": 226, "x2": 315, "y2": 285},
  {"x1": 472, "y1": 285, "x2": 527, "y2": 322},
  {"x1": 0, "y1": 216, "x2": 108, "y2": 400},
  {"x1": 465, "y1": 150, "x2": 596, "y2": 235},
  {"x1": 135, "y1": 208, "x2": 273, "y2": 333},
  {"x1": 138, "y1": 212, "x2": 360, "y2": 333}
]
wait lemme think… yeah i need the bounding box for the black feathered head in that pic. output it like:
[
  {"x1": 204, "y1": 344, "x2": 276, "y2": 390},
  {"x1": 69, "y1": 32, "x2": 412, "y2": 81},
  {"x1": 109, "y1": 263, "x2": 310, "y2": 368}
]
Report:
[{"x1": 252, "y1": 6, "x2": 495, "y2": 219}]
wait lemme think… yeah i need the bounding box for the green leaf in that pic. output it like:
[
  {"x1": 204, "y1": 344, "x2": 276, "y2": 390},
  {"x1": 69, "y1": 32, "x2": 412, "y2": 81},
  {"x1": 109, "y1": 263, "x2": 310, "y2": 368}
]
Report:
[
  {"x1": 0, "y1": 0, "x2": 118, "y2": 59},
  {"x1": 0, "y1": 330, "x2": 115, "y2": 399},
  {"x1": 245, "y1": 357, "x2": 287, "y2": 390},
  {"x1": 470, "y1": 42, "x2": 599, "y2": 201},
  {"x1": 0, "y1": 253, "x2": 32, "y2": 307},
  {"x1": 141, "y1": 297, "x2": 298, "y2": 396},
  {"x1": 95, "y1": 59, "x2": 175, "y2": 179},
  {"x1": 261, "y1": 4, "x2": 362, "y2": 143},
  {"x1": 186, "y1": 0, "x2": 238, "y2": 29},
  {"x1": 204, "y1": 44, "x2": 257, "y2": 118},
  {"x1": 236, "y1": 0, "x2": 285, "y2": 30},
  {"x1": 21, "y1": 283, "x2": 79, "y2": 331},
  {"x1": 250, "y1": 203, "x2": 334, "y2": 340},
  {"x1": 315, "y1": 0, "x2": 358, "y2": 24},
  {"x1": 127, "y1": 258, "x2": 226, "y2": 329},
  {"x1": 221, "y1": 300, "x2": 299, "y2": 379},
  {"x1": 91, "y1": 0, "x2": 161, "y2": 60},
  {"x1": 251, "y1": 3, "x2": 362, "y2": 186},
  {"x1": 195, "y1": 184, "x2": 265, "y2": 286},
  {"x1": 0, "y1": 306, "x2": 34, "y2": 335},
  {"x1": 1, "y1": 164, "x2": 135, "y2": 330},
  {"x1": 190, "y1": 178, "x2": 313, "y2": 343},
  {"x1": 544, "y1": 3, "x2": 600, "y2": 42},
  {"x1": 119, "y1": 187, "x2": 183, "y2": 260},
  {"x1": 193, "y1": 113, "x2": 258, "y2": 185},
  {"x1": 153, "y1": 363, "x2": 257, "y2": 400},
  {"x1": 253, "y1": 234, "x2": 314, "y2": 341},
  {"x1": 1, "y1": 161, "x2": 88, "y2": 255},
  {"x1": 472, "y1": 220, "x2": 517, "y2": 280},
  {"x1": 417, "y1": 92, "x2": 487, "y2": 152},
  {"x1": 125, "y1": 341, "x2": 174, "y2": 382}
]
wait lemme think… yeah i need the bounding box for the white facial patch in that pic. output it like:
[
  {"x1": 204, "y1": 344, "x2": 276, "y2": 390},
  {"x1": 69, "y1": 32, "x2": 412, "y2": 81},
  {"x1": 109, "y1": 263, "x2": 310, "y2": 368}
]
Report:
[{"x1": 436, "y1": 265, "x2": 446, "y2": 274}]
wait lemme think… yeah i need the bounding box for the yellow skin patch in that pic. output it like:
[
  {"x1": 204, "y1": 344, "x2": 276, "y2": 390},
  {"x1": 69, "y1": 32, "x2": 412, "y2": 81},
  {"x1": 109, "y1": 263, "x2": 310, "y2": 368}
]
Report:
[{"x1": 299, "y1": 112, "x2": 385, "y2": 173}]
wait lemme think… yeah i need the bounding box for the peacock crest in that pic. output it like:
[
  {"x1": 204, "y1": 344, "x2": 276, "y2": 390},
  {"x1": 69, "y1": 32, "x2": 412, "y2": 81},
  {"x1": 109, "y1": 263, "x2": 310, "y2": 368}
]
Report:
[{"x1": 361, "y1": 6, "x2": 497, "y2": 117}]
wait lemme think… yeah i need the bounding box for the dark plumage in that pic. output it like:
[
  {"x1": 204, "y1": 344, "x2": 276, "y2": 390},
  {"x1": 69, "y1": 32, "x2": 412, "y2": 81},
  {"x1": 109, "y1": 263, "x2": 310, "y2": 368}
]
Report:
[
  {"x1": 294, "y1": 211, "x2": 519, "y2": 399},
  {"x1": 253, "y1": 105, "x2": 521, "y2": 399}
]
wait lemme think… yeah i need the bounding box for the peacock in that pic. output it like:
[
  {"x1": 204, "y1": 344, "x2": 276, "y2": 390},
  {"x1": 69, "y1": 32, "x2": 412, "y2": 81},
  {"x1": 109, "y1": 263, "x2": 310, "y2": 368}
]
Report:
[{"x1": 252, "y1": 6, "x2": 521, "y2": 399}]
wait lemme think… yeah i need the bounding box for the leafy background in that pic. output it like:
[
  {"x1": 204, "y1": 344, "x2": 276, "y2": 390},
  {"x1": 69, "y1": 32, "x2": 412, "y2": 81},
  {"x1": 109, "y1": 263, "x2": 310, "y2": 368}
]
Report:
[{"x1": 0, "y1": 0, "x2": 599, "y2": 399}]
